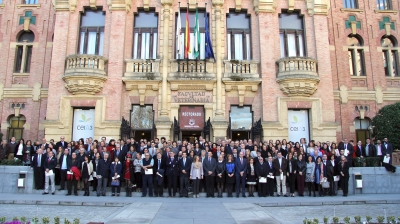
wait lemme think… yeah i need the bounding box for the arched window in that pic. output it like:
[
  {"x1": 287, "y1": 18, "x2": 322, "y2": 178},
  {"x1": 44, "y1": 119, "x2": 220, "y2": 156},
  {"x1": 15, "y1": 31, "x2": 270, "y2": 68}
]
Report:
[
  {"x1": 347, "y1": 35, "x2": 365, "y2": 76},
  {"x1": 14, "y1": 31, "x2": 34, "y2": 74},
  {"x1": 354, "y1": 117, "x2": 371, "y2": 143},
  {"x1": 7, "y1": 115, "x2": 26, "y2": 141},
  {"x1": 381, "y1": 36, "x2": 399, "y2": 77}
]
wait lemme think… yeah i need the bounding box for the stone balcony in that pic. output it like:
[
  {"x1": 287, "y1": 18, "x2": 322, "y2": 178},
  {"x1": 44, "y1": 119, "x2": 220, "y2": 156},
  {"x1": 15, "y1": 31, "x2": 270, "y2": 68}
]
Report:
[
  {"x1": 222, "y1": 60, "x2": 260, "y2": 81},
  {"x1": 168, "y1": 59, "x2": 215, "y2": 80},
  {"x1": 63, "y1": 54, "x2": 108, "y2": 95},
  {"x1": 276, "y1": 57, "x2": 320, "y2": 97},
  {"x1": 123, "y1": 59, "x2": 161, "y2": 80}
]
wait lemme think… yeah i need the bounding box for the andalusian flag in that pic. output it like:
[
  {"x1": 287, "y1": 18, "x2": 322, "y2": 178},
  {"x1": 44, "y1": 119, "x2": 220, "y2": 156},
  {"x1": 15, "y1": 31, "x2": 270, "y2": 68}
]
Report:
[
  {"x1": 176, "y1": 8, "x2": 182, "y2": 58},
  {"x1": 184, "y1": 7, "x2": 190, "y2": 58},
  {"x1": 193, "y1": 8, "x2": 200, "y2": 59}
]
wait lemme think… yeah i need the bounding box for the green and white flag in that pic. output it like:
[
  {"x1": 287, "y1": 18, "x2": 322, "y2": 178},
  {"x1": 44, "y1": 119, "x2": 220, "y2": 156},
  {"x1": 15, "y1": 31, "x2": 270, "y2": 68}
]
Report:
[{"x1": 193, "y1": 8, "x2": 200, "y2": 59}]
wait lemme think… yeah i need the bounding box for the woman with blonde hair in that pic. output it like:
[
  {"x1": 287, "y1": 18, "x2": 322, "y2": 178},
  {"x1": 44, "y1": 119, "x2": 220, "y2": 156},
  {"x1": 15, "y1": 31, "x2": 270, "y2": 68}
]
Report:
[{"x1": 190, "y1": 155, "x2": 203, "y2": 198}]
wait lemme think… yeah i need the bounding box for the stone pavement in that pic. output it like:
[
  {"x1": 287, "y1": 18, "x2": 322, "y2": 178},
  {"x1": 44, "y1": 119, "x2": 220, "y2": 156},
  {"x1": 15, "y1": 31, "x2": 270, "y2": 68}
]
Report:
[{"x1": 0, "y1": 193, "x2": 399, "y2": 223}]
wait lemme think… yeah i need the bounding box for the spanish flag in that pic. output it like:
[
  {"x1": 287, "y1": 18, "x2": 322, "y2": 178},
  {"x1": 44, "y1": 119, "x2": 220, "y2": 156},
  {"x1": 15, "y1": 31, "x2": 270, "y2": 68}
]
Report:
[{"x1": 184, "y1": 7, "x2": 190, "y2": 58}]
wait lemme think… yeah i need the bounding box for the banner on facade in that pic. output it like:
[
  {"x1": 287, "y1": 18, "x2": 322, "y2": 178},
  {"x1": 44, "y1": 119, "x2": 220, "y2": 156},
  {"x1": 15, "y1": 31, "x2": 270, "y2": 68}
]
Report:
[
  {"x1": 288, "y1": 110, "x2": 310, "y2": 143},
  {"x1": 179, "y1": 106, "x2": 204, "y2": 130},
  {"x1": 72, "y1": 109, "x2": 95, "y2": 141}
]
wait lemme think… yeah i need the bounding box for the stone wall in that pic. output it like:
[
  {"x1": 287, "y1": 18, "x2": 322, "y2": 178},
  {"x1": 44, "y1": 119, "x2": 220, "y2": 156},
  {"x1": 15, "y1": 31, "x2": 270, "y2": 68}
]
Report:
[{"x1": 0, "y1": 166, "x2": 34, "y2": 194}]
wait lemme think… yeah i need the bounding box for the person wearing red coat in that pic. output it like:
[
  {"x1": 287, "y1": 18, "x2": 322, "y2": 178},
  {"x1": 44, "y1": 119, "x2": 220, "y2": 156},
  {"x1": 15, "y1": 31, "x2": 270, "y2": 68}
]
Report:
[
  {"x1": 106, "y1": 139, "x2": 116, "y2": 162},
  {"x1": 124, "y1": 154, "x2": 133, "y2": 197}
]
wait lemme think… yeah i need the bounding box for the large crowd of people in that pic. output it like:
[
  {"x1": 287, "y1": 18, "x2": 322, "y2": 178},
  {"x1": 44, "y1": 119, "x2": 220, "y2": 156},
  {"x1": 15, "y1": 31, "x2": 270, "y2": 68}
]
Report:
[{"x1": 0, "y1": 136, "x2": 394, "y2": 198}]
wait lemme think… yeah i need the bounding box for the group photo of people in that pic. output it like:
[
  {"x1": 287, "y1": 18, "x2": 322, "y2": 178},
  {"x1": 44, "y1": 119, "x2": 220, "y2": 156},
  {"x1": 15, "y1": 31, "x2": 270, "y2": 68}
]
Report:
[{"x1": 0, "y1": 135, "x2": 394, "y2": 198}]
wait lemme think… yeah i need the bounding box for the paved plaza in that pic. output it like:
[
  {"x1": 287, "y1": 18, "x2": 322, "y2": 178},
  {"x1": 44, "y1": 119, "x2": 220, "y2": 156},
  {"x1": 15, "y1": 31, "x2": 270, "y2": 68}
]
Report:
[{"x1": 0, "y1": 193, "x2": 399, "y2": 224}]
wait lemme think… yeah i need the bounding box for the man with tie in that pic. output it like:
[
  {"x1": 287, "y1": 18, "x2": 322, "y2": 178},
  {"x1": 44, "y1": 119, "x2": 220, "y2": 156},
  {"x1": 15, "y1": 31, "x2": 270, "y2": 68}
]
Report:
[
  {"x1": 58, "y1": 148, "x2": 71, "y2": 191},
  {"x1": 166, "y1": 151, "x2": 179, "y2": 197},
  {"x1": 375, "y1": 140, "x2": 384, "y2": 166},
  {"x1": 43, "y1": 151, "x2": 57, "y2": 195},
  {"x1": 141, "y1": 153, "x2": 154, "y2": 197},
  {"x1": 41, "y1": 138, "x2": 49, "y2": 151},
  {"x1": 31, "y1": 148, "x2": 46, "y2": 190},
  {"x1": 273, "y1": 152, "x2": 288, "y2": 197},
  {"x1": 55, "y1": 136, "x2": 68, "y2": 150},
  {"x1": 355, "y1": 141, "x2": 365, "y2": 158},
  {"x1": 235, "y1": 152, "x2": 247, "y2": 198},
  {"x1": 85, "y1": 137, "x2": 93, "y2": 153},
  {"x1": 148, "y1": 142, "x2": 156, "y2": 157},
  {"x1": 203, "y1": 151, "x2": 217, "y2": 198},
  {"x1": 338, "y1": 139, "x2": 353, "y2": 166},
  {"x1": 383, "y1": 137, "x2": 393, "y2": 165},
  {"x1": 266, "y1": 156, "x2": 275, "y2": 197},
  {"x1": 179, "y1": 152, "x2": 192, "y2": 197},
  {"x1": 321, "y1": 154, "x2": 328, "y2": 196},
  {"x1": 153, "y1": 152, "x2": 165, "y2": 197}
]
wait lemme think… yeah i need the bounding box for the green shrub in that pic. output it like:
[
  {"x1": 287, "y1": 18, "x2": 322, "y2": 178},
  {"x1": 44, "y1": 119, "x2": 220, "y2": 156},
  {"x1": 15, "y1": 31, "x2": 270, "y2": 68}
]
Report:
[
  {"x1": 333, "y1": 217, "x2": 340, "y2": 224},
  {"x1": 387, "y1": 216, "x2": 395, "y2": 224},
  {"x1": 376, "y1": 216, "x2": 385, "y2": 223},
  {"x1": 323, "y1": 216, "x2": 329, "y2": 224},
  {"x1": 366, "y1": 215, "x2": 372, "y2": 223},
  {"x1": 372, "y1": 102, "x2": 400, "y2": 150},
  {"x1": 313, "y1": 218, "x2": 319, "y2": 224},
  {"x1": 354, "y1": 215, "x2": 362, "y2": 224},
  {"x1": 343, "y1": 216, "x2": 351, "y2": 224}
]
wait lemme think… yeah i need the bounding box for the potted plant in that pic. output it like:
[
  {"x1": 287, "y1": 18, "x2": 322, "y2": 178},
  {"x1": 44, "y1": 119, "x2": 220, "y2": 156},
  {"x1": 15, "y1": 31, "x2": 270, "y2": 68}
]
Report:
[
  {"x1": 31, "y1": 217, "x2": 39, "y2": 224},
  {"x1": 54, "y1": 216, "x2": 60, "y2": 224},
  {"x1": 73, "y1": 218, "x2": 80, "y2": 224},
  {"x1": 333, "y1": 217, "x2": 340, "y2": 224},
  {"x1": 323, "y1": 216, "x2": 329, "y2": 224},
  {"x1": 20, "y1": 217, "x2": 26, "y2": 224},
  {"x1": 42, "y1": 217, "x2": 50, "y2": 224},
  {"x1": 376, "y1": 216, "x2": 385, "y2": 223},
  {"x1": 343, "y1": 216, "x2": 351, "y2": 224},
  {"x1": 313, "y1": 218, "x2": 319, "y2": 224},
  {"x1": 387, "y1": 216, "x2": 395, "y2": 224},
  {"x1": 354, "y1": 215, "x2": 362, "y2": 224},
  {"x1": 366, "y1": 215, "x2": 372, "y2": 223},
  {"x1": 0, "y1": 217, "x2": 6, "y2": 224}
]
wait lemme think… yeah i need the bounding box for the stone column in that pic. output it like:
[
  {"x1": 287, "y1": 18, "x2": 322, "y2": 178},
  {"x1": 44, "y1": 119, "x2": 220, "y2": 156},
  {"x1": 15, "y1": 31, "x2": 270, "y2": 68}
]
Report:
[
  {"x1": 211, "y1": 0, "x2": 228, "y2": 141},
  {"x1": 155, "y1": 0, "x2": 173, "y2": 138}
]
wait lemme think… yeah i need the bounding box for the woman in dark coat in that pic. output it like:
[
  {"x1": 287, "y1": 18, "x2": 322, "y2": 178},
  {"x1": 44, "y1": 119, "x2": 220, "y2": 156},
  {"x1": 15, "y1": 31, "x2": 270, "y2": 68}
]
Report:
[
  {"x1": 110, "y1": 157, "x2": 122, "y2": 196},
  {"x1": 296, "y1": 154, "x2": 306, "y2": 196},
  {"x1": 15, "y1": 139, "x2": 27, "y2": 161},
  {"x1": 215, "y1": 154, "x2": 226, "y2": 198},
  {"x1": 337, "y1": 155, "x2": 350, "y2": 197},
  {"x1": 287, "y1": 153, "x2": 297, "y2": 197},
  {"x1": 246, "y1": 157, "x2": 257, "y2": 197}
]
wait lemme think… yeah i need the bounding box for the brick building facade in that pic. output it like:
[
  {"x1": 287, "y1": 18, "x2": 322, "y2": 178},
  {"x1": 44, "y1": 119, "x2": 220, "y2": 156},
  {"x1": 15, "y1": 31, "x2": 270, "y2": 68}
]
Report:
[{"x1": 0, "y1": 0, "x2": 399, "y2": 144}]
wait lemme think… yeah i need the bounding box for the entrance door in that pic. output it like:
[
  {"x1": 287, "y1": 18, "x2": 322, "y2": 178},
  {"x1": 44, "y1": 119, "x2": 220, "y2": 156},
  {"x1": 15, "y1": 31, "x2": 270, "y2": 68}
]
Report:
[
  {"x1": 181, "y1": 131, "x2": 202, "y2": 144},
  {"x1": 133, "y1": 130, "x2": 152, "y2": 141},
  {"x1": 231, "y1": 131, "x2": 250, "y2": 141}
]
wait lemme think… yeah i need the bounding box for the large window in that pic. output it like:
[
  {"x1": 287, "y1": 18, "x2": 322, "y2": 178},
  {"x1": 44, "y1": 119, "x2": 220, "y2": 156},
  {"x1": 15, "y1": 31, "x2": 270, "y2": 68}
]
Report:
[
  {"x1": 229, "y1": 106, "x2": 252, "y2": 140},
  {"x1": 14, "y1": 32, "x2": 34, "y2": 73},
  {"x1": 347, "y1": 35, "x2": 365, "y2": 76},
  {"x1": 381, "y1": 36, "x2": 399, "y2": 77},
  {"x1": 133, "y1": 11, "x2": 158, "y2": 59},
  {"x1": 23, "y1": 0, "x2": 38, "y2": 4},
  {"x1": 279, "y1": 12, "x2": 305, "y2": 58},
  {"x1": 7, "y1": 115, "x2": 26, "y2": 141},
  {"x1": 376, "y1": 0, "x2": 392, "y2": 10},
  {"x1": 130, "y1": 105, "x2": 154, "y2": 140},
  {"x1": 176, "y1": 10, "x2": 207, "y2": 59},
  {"x1": 78, "y1": 9, "x2": 105, "y2": 55},
  {"x1": 343, "y1": 0, "x2": 359, "y2": 8},
  {"x1": 226, "y1": 12, "x2": 251, "y2": 60}
]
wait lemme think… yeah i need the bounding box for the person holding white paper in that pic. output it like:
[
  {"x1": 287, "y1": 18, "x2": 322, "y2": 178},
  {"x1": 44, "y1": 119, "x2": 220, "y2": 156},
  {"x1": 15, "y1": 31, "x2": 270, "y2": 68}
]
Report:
[
  {"x1": 255, "y1": 157, "x2": 268, "y2": 197},
  {"x1": 43, "y1": 151, "x2": 57, "y2": 195},
  {"x1": 141, "y1": 153, "x2": 154, "y2": 197}
]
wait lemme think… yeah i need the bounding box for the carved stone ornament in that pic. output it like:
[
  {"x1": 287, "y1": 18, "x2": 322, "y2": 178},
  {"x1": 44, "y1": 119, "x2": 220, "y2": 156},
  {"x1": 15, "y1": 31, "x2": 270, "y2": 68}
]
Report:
[
  {"x1": 253, "y1": 0, "x2": 277, "y2": 14},
  {"x1": 107, "y1": 0, "x2": 132, "y2": 12},
  {"x1": 51, "y1": 0, "x2": 77, "y2": 12},
  {"x1": 306, "y1": 0, "x2": 330, "y2": 16}
]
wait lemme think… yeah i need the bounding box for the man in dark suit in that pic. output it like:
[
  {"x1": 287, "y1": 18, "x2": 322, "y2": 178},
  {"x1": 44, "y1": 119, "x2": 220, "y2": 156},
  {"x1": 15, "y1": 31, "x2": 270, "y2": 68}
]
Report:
[
  {"x1": 326, "y1": 154, "x2": 337, "y2": 196},
  {"x1": 55, "y1": 136, "x2": 68, "y2": 150},
  {"x1": 178, "y1": 152, "x2": 192, "y2": 197},
  {"x1": 266, "y1": 156, "x2": 275, "y2": 196},
  {"x1": 338, "y1": 155, "x2": 350, "y2": 197},
  {"x1": 97, "y1": 153, "x2": 110, "y2": 196},
  {"x1": 383, "y1": 137, "x2": 394, "y2": 165},
  {"x1": 153, "y1": 152, "x2": 165, "y2": 197},
  {"x1": 355, "y1": 141, "x2": 365, "y2": 158},
  {"x1": 364, "y1": 138, "x2": 374, "y2": 157},
  {"x1": 235, "y1": 151, "x2": 247, "y2": 198},
  {"x1": 273, "y1": 151, "x2": 288, "y2": 197},
  {"x1": 58, "y1": 148, "x2": 71, "y2": 191},
  {"x1": 338, "y1": 139, "x2": 353, "y2": 166},
  {"x1": 6, "y1": 137, "x2": 17, "y2": 160},
  {"x1": 43, "y1": 151, "x2": 57, "y2": 195},
  {"x1": 203, "y1": 151, "x2": 217, "y2": 198},
  {"x1": 225, "y1": 141, "x2": 234, "y2": 156},
  {"x1": 166, "y1": 151, "x2": 179, "y2": 197},
  {"x1": 40, "y1": 138, "x2": 49, "y2": 151},
  {"x1": 31, "y1": 148, "x2": 46, "y2": 190}
]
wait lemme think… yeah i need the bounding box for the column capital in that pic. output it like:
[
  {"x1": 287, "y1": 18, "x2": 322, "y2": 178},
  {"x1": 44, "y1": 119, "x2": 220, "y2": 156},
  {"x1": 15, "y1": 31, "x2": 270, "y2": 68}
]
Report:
[
  {"x1": 161, "y1": 0, "x2": 173, "y2": 6},
  {"x1": 212, "y1": 0, "x2": 224, "y2": 7}
]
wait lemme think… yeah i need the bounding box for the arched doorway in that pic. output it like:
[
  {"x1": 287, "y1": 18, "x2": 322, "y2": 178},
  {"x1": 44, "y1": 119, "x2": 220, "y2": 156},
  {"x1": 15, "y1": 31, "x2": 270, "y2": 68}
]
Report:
[{"x1": 7, "y1": 115, "x2": 26, "y2": 141}]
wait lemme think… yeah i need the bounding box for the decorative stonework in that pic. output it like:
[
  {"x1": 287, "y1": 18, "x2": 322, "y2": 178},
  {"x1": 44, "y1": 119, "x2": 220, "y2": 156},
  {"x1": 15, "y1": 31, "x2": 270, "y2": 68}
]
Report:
[
  {"x1": 235, "y1": 0, "x2": 242, "y2": 12},
  {"x1": 345, "y1": 16, "x2": 361, "y2": 35},
  {"x1": 124, "y1": 59, "x2": 161, "y2": 80},
  {"x1": 107, "y1": 0, "x2": 132, "y2": 12},
  {"x1": 63, "y1": 54, "x2": 108, "y2": 95},
  {"x1": 223, "y1": 81, "x2": 260, "y2": 106},
  {"x1": 223, "y1": 60, "x2": 260, "y2": 81},
  {"x1": 276, "y1": 57, "x2": 320, "y2": 97},
  {"x1": 253, "y1": 0, "x2": 276, "y2": 14},
  {"x1": 379, "y1": 17, "x2": 395, "y2": 36},
  {"x1": 51, "y1": 0, "x2": 76, "y2": 12},
  {"x1": 305, "y1": 0, "x2": 330, "y2": 16}
]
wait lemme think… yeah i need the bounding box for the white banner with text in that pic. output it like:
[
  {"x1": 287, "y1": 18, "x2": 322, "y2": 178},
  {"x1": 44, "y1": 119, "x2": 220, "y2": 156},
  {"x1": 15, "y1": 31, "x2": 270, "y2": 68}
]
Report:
[
  {"x1": 288, "y1": 110, "x2": 309, "y2": 143},
  {"x1": 73, "y1": 109, "x2": 95, "y2": 141}
]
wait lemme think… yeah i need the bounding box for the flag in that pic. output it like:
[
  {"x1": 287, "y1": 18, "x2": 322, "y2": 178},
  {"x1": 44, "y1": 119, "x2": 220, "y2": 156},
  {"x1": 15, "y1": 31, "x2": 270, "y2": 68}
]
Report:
[
  {"x1": 176, "y1": 8, "x2": 182, "y2": 58},
  {"x1": 184, "y1": 7, "x2": 190, "y2": 58},
  {"x1": 193, "y1": 8, "x2": 200, "y2": 59},
  {"x1": 204, "y1": 13, "x2": 215, "y2": 62}
]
